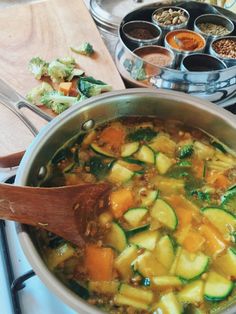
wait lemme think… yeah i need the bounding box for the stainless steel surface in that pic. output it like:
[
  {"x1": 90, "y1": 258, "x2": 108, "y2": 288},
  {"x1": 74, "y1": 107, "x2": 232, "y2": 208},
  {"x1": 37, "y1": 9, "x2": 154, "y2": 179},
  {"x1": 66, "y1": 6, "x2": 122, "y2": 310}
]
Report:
[
  {"x1": 11, "y1": 88, "x2": 236, "y2": 314},
  {"x1": 209, "y1": 35, "x2": 236, "y2": 67},
  {"x1": 115, "y1": 0, "x2": 236, "y2": 105},
  {"x1": 180, "y1": 52, "x2": 227, "y2": 71}
]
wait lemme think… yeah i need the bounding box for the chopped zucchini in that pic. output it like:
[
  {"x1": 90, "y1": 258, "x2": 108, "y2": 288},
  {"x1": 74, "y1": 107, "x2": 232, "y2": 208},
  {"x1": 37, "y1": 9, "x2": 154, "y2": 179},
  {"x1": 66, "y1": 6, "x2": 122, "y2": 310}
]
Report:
[
  {"x1": 178, "y1": 144, "x2": 194, "y2": 159},
  {"x1": 149, "y1": 133, "x2": 176, "y2": 156},
  {"x1": 114, "y1": 294, "x2": 148, "y2": 310},
  {"x1": 124, "y1": 208, "x2": 148, "y2": 227},
  {"x1": 156, "y1": 152, "x2": 174, "y2": 174},
  {"x1": 177, "y1": 280, "x2": 204, "y2": 303},
  {"x1": 170, "y1": 247, "x2": 182, "y2": 275},
  {"x1": 90, "y1": 143, "x2": 115, "y2": 157},
  {"x1": 138, "y1": 188, "x2": 158, "y2": 207},
  {"x1": 204, "y1": 271, "x2": 233, "y2": 301},
  {"x1": 135, "y1": 145, "x2": 155, "y2": 164},
  {"x1": 159, "y1": 292, "x2": 183, "y2": 314},
  {"x1": 175, "y1": 249, "x2": 209, "y2": 280},
  {"x1": 119, "y1": 283, "x2": 153, "y2": 303},
  {"x1": 47, "y1": 243, "x2": 75, "y2": 270},
  {"x1": 152, "y1": 276, "x2": 182, "y2": 287},
  {"x1": 126, "y1": 224, "x2": 150, "y2": 237},
  {"x1": 121, "y1": 142, "x2": 139, "y2": 157},
  {"x1": 150, "y1": 198, "x2": 178, "y2": 230},
  {"x1": 155, "y1": 235, "x2": 175, "y2": 270},
  {"x1": 114, "y1": 293, "x2": 149, "y2": 310},
  {"x1": 129, "y1": 230, "x2": 160, "y2": 250},
  {"x1": 105, "y1": 222, "x2": 127, "y2": 252},
  {"x1": 153, "y1": 176, "x2": 185, "y2": 195},
  {"x1": 193, "y1": 141, "x2": 215, "y2": 160},
  {"x1": 107, "y1": 161, "x2": 134, "y2": 184},
  {"x1": 221, "y1": 189, "x2": 236, "y2": 213},
  {"x1": 127, "y1": 127, "x2": 157, "y2": 142},
  {"x1": 132, "y1": 251, "x2": 167, "y2": 277},
  {"x1": 214, "y1": 247, "x2": 236, "y2": 277},
  {"x1": 68, "y1": 280, "x2": 89, "y2": 299},
  {"x1": 88, "y1": 281, "x2": 119, "y2": 295},
  {"x1": 114, "y1": 245, "x2": 138, "y2": 280},
  {"x1": 201, "y1": 207, "x2": 236, "y2": 241}
]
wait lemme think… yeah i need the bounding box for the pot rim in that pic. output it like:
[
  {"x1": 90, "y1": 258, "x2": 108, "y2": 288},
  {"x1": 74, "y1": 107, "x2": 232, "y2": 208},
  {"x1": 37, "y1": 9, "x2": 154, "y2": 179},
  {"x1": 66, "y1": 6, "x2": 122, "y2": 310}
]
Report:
[{"x1": 15, "y1": 88, "x2": 236, "y2": 313}]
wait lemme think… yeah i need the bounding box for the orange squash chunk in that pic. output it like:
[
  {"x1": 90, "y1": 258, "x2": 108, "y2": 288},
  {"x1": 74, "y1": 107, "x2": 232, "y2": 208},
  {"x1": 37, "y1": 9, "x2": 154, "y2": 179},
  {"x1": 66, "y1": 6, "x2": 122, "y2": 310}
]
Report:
[
  {"x1": 182, "y1": 230, "x2": 206, "y2": 253},
  {"x1": 110, "y1": 188, "x2": 135, "y2": 218}
]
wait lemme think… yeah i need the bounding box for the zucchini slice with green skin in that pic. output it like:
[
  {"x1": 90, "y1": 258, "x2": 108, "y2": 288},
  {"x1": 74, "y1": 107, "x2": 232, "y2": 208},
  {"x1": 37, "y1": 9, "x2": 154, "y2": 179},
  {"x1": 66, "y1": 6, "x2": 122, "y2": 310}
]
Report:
[
  {"x1": 132, "y1": 251, "x2": 167, "y2": 277},
  {"x1": 135, "y1": 145, "x2": 155, "y2": 164},
  {"x1": 90, "y1": 143, "x2": 115, "y2": 158},
  {"x1": 150, "y1": 199, "x2": 178, "y2": 230},
  {"x1": 47, "y1": 243, "x2": 75, "y2": 270},
  {"x1": 177, "y1": 280, "x2": 204, "y2": 303},
  {"x1": 155, "y1": 235, "x2": 175, "y2": 270},
  {"x1": 126, "y1": 224, "x2": 150, "y2": 237},
  {"x1": 156, "y1": 152, "x2": 174, "y2": 175},
  {"x1": 152, "y1": 276, "x2": 182, "y2": 287},
  {"x1": 124, "y1": 208, "x2": 148, "y2": 227},
  {"x1": 214, "y1": 247, "x2": 236, "y2": 277},
  {"x1": 204, "y1": 271, "x2": 233, "y2": 301},
  {"x1": 114, "y1": 294, "x2": 148, "y2": 310},
  {"x1": 201, "y1": 207, "x2": 236, "y2": 240},
  {"x1": 104, "y1": 222, "x2": 127, "y2": 252},
  {"x1": 221, "y1": 189, "x2": 236, "y2": 213},
  {"x1": 159, "y1": 292, "x2": 183, "y2": 314},
  {"x1": 129, "y1": 230, "x2": 160, "y2": 251},
  {"x1": 138, "y1": 188, "x2": 158, "y2": 207},
  {"x1": 121, "y1": 142, "x2": 139, "y2": 157},
  {"x1": 107, "y1": 161, "x2": 134, "y2": 184},
  {"x1": 114, "y1": 245, "x2": 138, "y2": 280},
  {"x1": 175, "y1": 249, "x2": 209, "y2": 280},
  {"x1": 119, "y1": 283, "x2": 153, "y2": 304}
]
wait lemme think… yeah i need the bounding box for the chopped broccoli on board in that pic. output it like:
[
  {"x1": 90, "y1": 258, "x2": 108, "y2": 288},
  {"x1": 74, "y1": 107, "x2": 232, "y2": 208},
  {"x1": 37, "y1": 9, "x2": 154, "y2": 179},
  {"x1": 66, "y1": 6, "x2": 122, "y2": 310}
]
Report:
[
  {"x1": 26, "y1": 82, "x2": 53, "y2": 105},
  {"x1": 178, "y1": 144, "x2": 194, "y2": 159},
  {"x1": 40, "y1": 91, "x2": 78, "y2": 114},
  {"x1": 28, "y1": 57, "x2": 49, "y2": 80},
  {"x1": 70, "y1": 42, "x2": 94, "y2": 56},
  {"x1": 47, "y1": 60, "x2": 74, "y2": 83},
  {"x1": 67, "y1": 68, "x2": 85, "y2": 81},
  {"x1": 57, "y1": 56, "x2": 76, "y2": 66},
  {"x1": 78, "y1": 76, "x2": 112, "y2": 97}
]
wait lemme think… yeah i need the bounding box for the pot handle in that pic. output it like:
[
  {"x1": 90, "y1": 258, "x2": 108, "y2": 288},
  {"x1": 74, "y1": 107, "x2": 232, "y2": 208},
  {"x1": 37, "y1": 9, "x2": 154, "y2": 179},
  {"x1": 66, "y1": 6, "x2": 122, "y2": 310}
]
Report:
[{"x1": 0, "y1": 78, "x2": 52, "y2": 136}]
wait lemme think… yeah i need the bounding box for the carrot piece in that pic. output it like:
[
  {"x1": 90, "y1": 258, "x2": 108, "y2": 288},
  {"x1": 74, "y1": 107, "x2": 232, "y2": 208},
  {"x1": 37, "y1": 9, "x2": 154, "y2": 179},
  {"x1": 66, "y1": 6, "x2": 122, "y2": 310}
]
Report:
[
  {"x1": 213, "y1": 173, "x2": 230, "y2": 190},
  {"x1": 192, "y1": 159, "x2": 205, "y2": 179},
  {"x1": 58, "y1": 82, "x2": 73, "y2": 96},
  {"x1": 85, "y1": 245, "x2": 114, "y2": 281},
  {"x1": 182, "y1": 230, "x2": 205, "y2": 253},
  {"x1": 99, "y1": 124, "x2": 126, "y2": 151},
  {"x1": 199, "y1": 223, "x2": 227, "y2": 256},
  {"x1": 110, "y1": 188, "x2": 135, "y2": 218}
]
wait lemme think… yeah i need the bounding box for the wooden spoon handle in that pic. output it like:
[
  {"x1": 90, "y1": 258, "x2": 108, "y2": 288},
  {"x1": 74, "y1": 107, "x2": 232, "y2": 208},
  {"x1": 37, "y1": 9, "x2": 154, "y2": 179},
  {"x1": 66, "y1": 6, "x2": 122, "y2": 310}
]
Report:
[{"x1": 0, "y1": 150, "x2": 25, "y2": 168}]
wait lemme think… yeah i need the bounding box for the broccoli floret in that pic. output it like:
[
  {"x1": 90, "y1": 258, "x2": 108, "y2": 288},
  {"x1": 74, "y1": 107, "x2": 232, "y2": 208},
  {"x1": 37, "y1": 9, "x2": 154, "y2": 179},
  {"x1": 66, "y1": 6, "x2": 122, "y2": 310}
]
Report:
[
  {"x1": 178, "y1": 144, "x2": 194, "y2": 159},
  {"x1": 26, "y1": 82, "x2": 53, "y2": 105},
  {"x1": 57, "y1": 56, "x2": 76, "y2": 66},
  {"x1": 78, "y1": 76, "x2": 112, "y2": 97},
  {"x1": 40, "y1": 91, "x2": 78, "y2": 114},
  {"x1": 47, "y1": 60, "x2": 74, "y2": 83},
  {"x1": 70, "y1": 42, "x2": 94, "y2": 56},
  {"x1": 67, "y1": 68, "x2": 85, "y2": 81},
  {"x1": 28, "y1": 57, "x2": 48, "y2": 80}
]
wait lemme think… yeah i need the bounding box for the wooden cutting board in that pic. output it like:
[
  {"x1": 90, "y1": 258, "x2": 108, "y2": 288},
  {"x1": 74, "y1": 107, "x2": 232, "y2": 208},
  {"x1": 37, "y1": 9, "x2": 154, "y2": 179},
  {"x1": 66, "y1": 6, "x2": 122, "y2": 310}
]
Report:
[{"x1": 0, "y1": 0, "x2": 125, "y2": 166}]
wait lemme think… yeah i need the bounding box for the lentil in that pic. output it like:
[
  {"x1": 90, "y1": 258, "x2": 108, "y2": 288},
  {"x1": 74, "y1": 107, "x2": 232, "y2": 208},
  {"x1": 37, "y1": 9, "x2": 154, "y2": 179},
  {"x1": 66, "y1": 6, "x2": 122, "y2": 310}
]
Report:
[
  {"x1": 197, "y1": 22, "x2": 230, "y2": 36},
  {"x1": 212, "y1": 38, "x2": 236, "y2": 59},
  {"x1": 153, "y1": 8, "x2": 188, "y2": 26}
]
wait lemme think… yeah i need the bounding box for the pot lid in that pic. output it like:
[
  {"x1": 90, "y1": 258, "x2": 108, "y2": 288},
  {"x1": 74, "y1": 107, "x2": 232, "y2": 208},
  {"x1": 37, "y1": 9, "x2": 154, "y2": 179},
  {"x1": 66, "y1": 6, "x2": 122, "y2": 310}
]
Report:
[{"x1": 90, "y1": 0, "x2": 156, "y2": 34}]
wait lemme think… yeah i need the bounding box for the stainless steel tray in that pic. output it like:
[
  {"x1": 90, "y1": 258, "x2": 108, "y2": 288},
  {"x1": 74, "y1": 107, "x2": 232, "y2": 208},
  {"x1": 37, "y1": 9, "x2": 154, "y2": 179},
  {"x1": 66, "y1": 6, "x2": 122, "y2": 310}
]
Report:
[{"x1": 115, "y1": 0, "x2": 236, "y2": 106}]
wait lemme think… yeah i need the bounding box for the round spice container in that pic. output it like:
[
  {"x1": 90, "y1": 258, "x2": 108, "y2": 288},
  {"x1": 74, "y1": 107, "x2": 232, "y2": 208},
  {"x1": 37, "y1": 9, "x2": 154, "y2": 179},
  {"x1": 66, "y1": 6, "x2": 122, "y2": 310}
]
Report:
[
  {"x1": 152, "y1": 6, "x2": 189, "y2": 40},
  {"x1": 194, "y1": 14, "x2": 234, "y2": 49},
  {"x1": 165, "y1": 29, "x2": 206, "y2": 66},
  {"x1": 210, "y1": 36, "x2": 236, "y2": 67},
  {"x1": 122, "y1": 20, "x2": 162, "y2": 48},
  {"x1": 180, "y1": 53, "x2": 226, "y2": 72},
  {"x1": 134, "y1": 45, "x2": 175, "y2": 67}
]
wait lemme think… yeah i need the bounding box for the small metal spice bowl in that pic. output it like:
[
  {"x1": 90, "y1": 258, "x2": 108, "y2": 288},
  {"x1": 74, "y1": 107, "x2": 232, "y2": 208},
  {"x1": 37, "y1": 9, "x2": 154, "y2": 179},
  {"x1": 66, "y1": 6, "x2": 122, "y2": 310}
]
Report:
[
  {"x1": 180, "y1": 53, "x2": 227, "y2": 72},
  {"x1": 165, "y1": 29, "x2": 206, "y2": 67},
  {"x1": 134, "y1": 45, "x2": 175, "y2": 69},
  {"x1": 122, "y1": 20, "x2": 162, "y2": 48},
  {"x1": 152, "y1": 6, "x2": 189, "y2": 40},
  {"x1": 210, "y1": 36, "x2": 236, "y2": 67},
  {"x1": 194, "y1": 14, "x2": 234, "y2": 50}
]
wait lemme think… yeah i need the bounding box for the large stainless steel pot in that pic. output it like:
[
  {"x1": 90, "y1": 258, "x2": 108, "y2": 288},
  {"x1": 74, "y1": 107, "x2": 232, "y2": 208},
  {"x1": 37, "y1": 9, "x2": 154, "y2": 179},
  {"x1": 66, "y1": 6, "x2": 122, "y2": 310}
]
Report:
[{"x1": 2, "y1": 87, "x2": 236, "y2": 313}]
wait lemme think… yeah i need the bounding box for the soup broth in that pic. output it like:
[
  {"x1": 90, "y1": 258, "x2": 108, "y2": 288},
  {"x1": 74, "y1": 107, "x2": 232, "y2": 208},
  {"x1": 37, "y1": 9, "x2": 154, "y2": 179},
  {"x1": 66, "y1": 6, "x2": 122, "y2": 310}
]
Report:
[{"x1": 35, "y1": 117, "x2": 236, "y2": 314}]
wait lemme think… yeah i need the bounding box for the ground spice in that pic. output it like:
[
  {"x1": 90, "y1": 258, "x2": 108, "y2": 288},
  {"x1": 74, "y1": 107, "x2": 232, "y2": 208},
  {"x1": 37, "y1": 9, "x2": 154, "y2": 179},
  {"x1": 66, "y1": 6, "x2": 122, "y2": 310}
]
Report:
[
  {"x1": 212, "y1": 38, "x2": 236, "y2": 59},
  {"x1": 197, "y1": 22, "x2": 230, "y2": 36},
  {"x1": 166, "y1": 30, "x2": 205, "y2": 51},
  {"x1": 126, "y1": 28, "x2": 156, "y2": 40}
]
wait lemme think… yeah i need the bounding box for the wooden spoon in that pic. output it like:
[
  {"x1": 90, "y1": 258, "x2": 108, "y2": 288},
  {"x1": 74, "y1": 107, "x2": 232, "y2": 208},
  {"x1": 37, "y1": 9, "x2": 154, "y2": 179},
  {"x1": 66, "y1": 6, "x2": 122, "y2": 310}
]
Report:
[{"x1": 0, "y1": 182, "x2": 111, "y2": 246}]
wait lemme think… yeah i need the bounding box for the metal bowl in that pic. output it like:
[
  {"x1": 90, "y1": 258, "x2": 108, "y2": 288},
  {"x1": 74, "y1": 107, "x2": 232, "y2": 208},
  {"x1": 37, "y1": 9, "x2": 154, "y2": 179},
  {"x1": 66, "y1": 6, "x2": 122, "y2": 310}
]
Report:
[
  {"x1": 15, "y1": 88, "x2": 236, "y2": 314},
  {"x1": 210, "y1": 36, "x2": 236, "y2": 67},
  {"x1": 115, "y1": 0, "x2": 236, "y2": 106}
]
